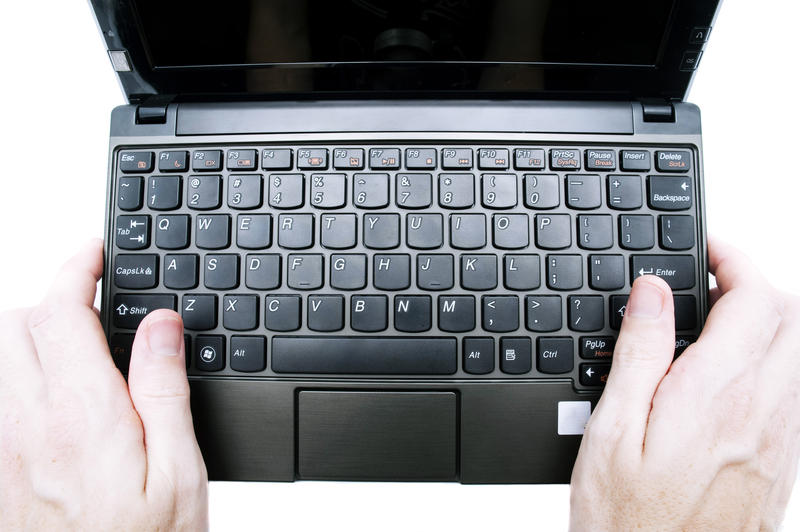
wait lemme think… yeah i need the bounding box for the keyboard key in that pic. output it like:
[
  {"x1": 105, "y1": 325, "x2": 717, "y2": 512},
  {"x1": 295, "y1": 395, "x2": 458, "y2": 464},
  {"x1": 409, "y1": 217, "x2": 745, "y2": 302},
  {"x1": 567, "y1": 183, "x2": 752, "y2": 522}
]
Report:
[
  {"x1": 333, "y1": 148, "x2": 365, "y2": 170},
  {"x1": 439, "y1": 174, "x2": 475, "y2": 209},
  {"x1": 607, "y1": 175, "x2": 642, "y2": 210},
  {"x1": 619, "y1": 215, "x2": 655, "y2": 250},
  {"x1": 504, "y1": 255, "x2": 540, "y2": 290},
  {"x1": 195, "y1": 335, "x2": 225, "y2": 372},
  {"x1": 237, "y1": 214, "x2": 272, "y2": 249},
  {"x1": 405, "y1": 148, "x2": 437, "y2": 169},
  {"x1": 648, "y1": 175, "x2": 693, "y2": 210},
  {"x1": 482, "y1": 296, "x2": 519, "y2": 332},
  {"x1": 119, "y1": 151, "x2": 153, "y2": 173},
  {"x1": 109, "y1": 333, "x2": 135, "y2": 373},
  {"x1": 514, "y1": 148, "x2": 546, "y2": 170},
  {"x1": 192, "y1": 150, "x2": 223, "y2": 171},
  {"x1": 526, "y1": 295, "x2": 562, "y2": 332},
  {"x1": 566, "y1": 174, "x2": 602, "y2": 209},
  {"x1": 439, "y1": 296, "x2": 475, "y2": 332},
  {"x1": 114, "y1": 254, "x2": 158, "y2": 289},
  {"x1": 278, "y1": 214, "x2": 314, "y2": 249},
  {"x1": 450, "y1": 214, "x2": 486, "y2": 249},
  {"x1": 535, "y1": 214, "x2": 571, "y2": 250},
  {"x1": 331, "y1": 254, "x2": 367, "y2": 290},
  {"x1": 631, "y1": 255, "x2": 696, "y2": 290},
  {"x1": 463, "y1": 337, "x2": 494, "y2": 374},
  {"x1": 118, "y1": 176, "x2": 143, "y2": 211},
  {"x1": 482, "y1": 174, "x2": 517, "y2": 209},
  {"x1": 196, "y1": 214, "x2": 230, "y2": 249},
  {"x1": 223, "y1": 294, "x2": 259, "y2": 331},
  {"x1": 493, "y1": 214, "x2": 529, "y2": 249},
  {"x1": 407, "y1": 214, "x2": 443, "y2": 249},
  {"x1": 442, "y1": 148, "x2": 473, "y2": 169},
  {"x1": 395, "y1": 296, "x2": 432, "y2": 332},
  {"x1": 524, "y1": 174, "x2": 560, "y2": 209},
  {"x1": 245, "y1": 254, "x2": 281, "y2": 290},
  {"x1": 115, "y1": 215, "x2": 150, "y2": 250},
  {"x1": 550, "y1": 149, "x2": 580, "y2": 170},
  {"x1": 578, "y1": 215, "x2": 613, "y2": 250},
  {"x1": 265, "y1": 295, "x2": 301, "y2": 332},
  {"x1": 164, "y1": 254, "x2": 198, "y2": 290},
  {"x1": 204, "y1": 254, "x2": 239, "y2": 290},
  {"x1": 147, "y1": 176, "x2": 182, "y2": 210},
  {"x1": 310, "y1": 173, "x2": 346, "y2": 208},
  {"x1": 321, "y1": 214, "x2": 357, "y2": 249},
  {"x1": 158, "y1": 151, "x2": 188, "y2": 172},
  {"x1": 228, "y1": 174, "x2": 263, "y2": 210},
  {"x1": 610, "y1": 295, "x2": 629, "y2": 330},
  {"x1": 351, "y1": 295, "x2": 388, "y2": 332},
  {"x1": 262, "y1": 148, "x2": 293, "y2": 170},
  {"x1": 227, "y1": 149, "x2": 257, "y2": 170},
  {"x1": 478, "y1": 148, "x2": 510, "y2": 169},
  {"x1": 269, "y1": 174, "x2": 304, "y2": 209},
  {"x1": 417, "y1": 255, "x2": 454, "y2": 291},
  {"x1": 675, "y1": 335, "x2": 696, "y2": 356},
  {"x1": 369, "y1": 148, "x2": 400, "y2": 169},
  {"x1": 374, "y1": 254, "x2": 410, "y2": 290},
  {"x1": 500, "y1": 337, "x2": 532, "y2": 374},
  {"x1": 308, "y1": 295, "x2": 344, "y2": 332},
  {"x1": 580, "y1": 337, "x2": 616, "y2": 359},
  {"x1": 568, "y1": 295, "x2": 604, "y2": 332},
  {"x1": 230, "y1": 336, "x2": 266, "y2": 372},
  {"x1": 182, "y1": 294, "x2": 217, "y2": 330},
  {"x1": 547, "y1": 255, "x2": 583, "y2": 291},
  {"x1": 660, "y1": 215, "x2": 695, "y2": 250},
  {"x1": 353, "y1": 173, "x2": 389, "y2": 208},
  {"x1": 364, "y1": 214, "x2": 400, "y2": 249},
  {"x1": 537, "y1": 337, "x2": 574, "y2": 374},
  {"x1": 271, "y1": 336, "x2": 457, "y2": 374},
  {"x1": 287, "y1": 254, "x2": 324, "y2": 290},
  {"x1": 113, "y1": 293, "x2": 176, "y2": 329},
  {"x1": 186, "y1": 175, "x2": 221, "y2": 210},
  {"x1": 655, "y1": 150, "x2": 692, "y2": 173},
  {"x1": 396, "y1": 173, "x2": 432, "y2": 208},
  {"x1": 589, "y1": 255, "x2": 625, "y2": 291},
  {"x1": 461, "y1": 255, "x2": 497, "y2": 290},
  {"x1": 156, "y1": 215, "x2": 190, "y2": 250},
  {"x1": 580, "y1": 363, "x2": 611, "y2": 386},
  {"x1": 297, "y1": 148, "x2": 328, "y2": 170},
  {"x1": 585, "y1": 150, "x2": 616, "y2": 171},
  {"x1": 674, "y1": 295, "x2": 697, "y2": 330},
  {"x1": 620, "y1": 150, "x2": 651, "y2": 172}
]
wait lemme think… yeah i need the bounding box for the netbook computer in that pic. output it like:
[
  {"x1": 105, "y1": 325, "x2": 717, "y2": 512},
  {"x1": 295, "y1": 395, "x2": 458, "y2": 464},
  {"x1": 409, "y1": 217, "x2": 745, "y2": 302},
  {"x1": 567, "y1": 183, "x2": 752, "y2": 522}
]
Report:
[{"x1": 91, "y1": 0, "x2": 720, "y2": 483}]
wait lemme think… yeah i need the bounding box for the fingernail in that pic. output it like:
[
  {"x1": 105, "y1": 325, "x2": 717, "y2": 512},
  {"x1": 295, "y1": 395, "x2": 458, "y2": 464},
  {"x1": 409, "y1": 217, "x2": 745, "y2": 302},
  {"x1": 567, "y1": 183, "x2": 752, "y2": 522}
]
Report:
[
  {"x1": 627, "y1": 279, "x2": 665, "y2": 319},
  {"x1": 147, "y1": 318, "x2": 182, "y2": 356}
]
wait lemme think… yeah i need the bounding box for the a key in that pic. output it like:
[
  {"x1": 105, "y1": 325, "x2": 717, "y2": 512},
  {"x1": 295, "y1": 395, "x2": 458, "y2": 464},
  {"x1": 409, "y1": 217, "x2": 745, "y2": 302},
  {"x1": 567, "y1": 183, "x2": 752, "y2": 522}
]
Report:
[
  {"x1": 566, "y1": 174, "x2": 602, "y2": 209},
  {"x1": 118, "y1": 176, "x2": 143, "y2": 211},
  {"x1": 278, "y1": 214, "x2": 314, "y2": 249},
  {"x1": 631, "y1": 255, "x2": 696, "y2": 290},
  {"x1": 196, "y1": 214, "x2": 230, "y2": 249},
  {"x1": 287, "y1": 254, "x2": 324, "y2": 290},
  {"x1": 439, "y1": 296, "x2": 475, "y2": 332},
  {"x1": 297, "y1": 148, "x2": 328, "y2": 170},
  {"x1": 547, "y1": 255, "x2": 583, "y2": 291},
  {"x1": 514, "y1": 148, "x2": 546, "y2": 170},
  {"x1": 407, "y1": 214, "x2": 443, "y2": 249},
  {"x1": 450, "y1": 214, "x2": 486, "y2": 250},
  {"x1": 537, "y1": 337, "x2": 574, "y2": 374},
  {"x1": 115, "y1": 215, "x2": 150, "y2": 250},
  {"x1": 442, "y1": 148, "x2": 473, "y2": 169},
  {"x1": 655, "y1": 150, "x2": 692, "y2": 173},
  {"x1": 227, "y1": 174, "x2": 263, "y2": 210},
  {"x1": 524, "y1": 174, "x2": 560, "y2": 209},
  {"x1": 269, "y1": 174, "x2": 304, "y2": 209},
  {"x1": 577, "y1": 215, "x2": 613, "y2": 250},
  {"x1": 158, "y1": 151, "x2": 188, "y2": 172},
  {"x1": 568, "y1": 295, "x2": 604, "y2": 332},
  {"x1": 186, "y1": 175, "x2": 221, "y2": 210},
  {"x1": 308, "y1": 295, "x2": 345, "y2": 332},
  {"x1": 261, "y1": 149, "x2": 293, "y2": 170},
  {"x1": 155, "y1": 215, "x2": 190, "y2": 250},
  {"x1": 589, "y1": 254, "x2": 625, "y2": 290},
  {"x1": 230, "y1": 336, "x2": 266, "y2": 373},
  {"x1": 607, "y1": 175, "x2": 642, "y2": 210},
  {"x1": 333, "y1": 148, "x2": 365, "y2": 170},
  {"x1": 182, "y1": 294, "x2": 217, "y2": 330},
  {"x1": 535, "y1": 214, "x2": 571, "y2": 250},
  {"x1": 463, "y1": 337, "x2": 494, "y2": 375},
  {"x1": 620, "y1": 150, "x2": 650, "y2": 172},
  {"x1": 265, "y1": 295, "x2": 301, "y2": 332},
  {"x1": 504, "y1": 255, "x2": 540, "y2": 291},
  {"x1": 580, "y1": 364, "x2": 611, "y2": 386},
  {"x1": 363, "y1": 214, "x2": 400, "y2": 249},
  {"x1": 439, "y1": 174, "x2": 474, "y2": 209},
  {"x1": 660, "y1": 215, "x2": 695, "y2": 250},
  {"x1": 417, "y1": 255, "x2": 454, "y2": 291},
  {"x1": 369, "y1": 148, "x2": 401, "y2": 169},
  {"x1": 236, "y1": 214, "x2": 271, "y2": 249},
  {"x1": 374, "y1": 254, "x2": 410, "y2": 290},
  {"x1": 244, "y1": 254, "x2": 281, "y2": 290},
  {"x1": 353, "y1": 173, "x2": 389, "y2": 209},
  {"x1": 192, "y1": 150, "x2": 222, "y2": 171},
  {"x1": 321, "y1": 214, "x2": 357, "y2": 249},
  {"x1": 550, "y1": 149, "x2": 581, "y2": 170},
  {"x1": 648, "y1": 175, "x2": 693, "y2": 210},
  {"x1": 674, "y1": 295, "x2": 698, "y2": 330},
  {"x1": 394, "y1": 296, "x2": 432, "y2": 332},
  {"x1": 310, "y1": 173, "x2": 346, "y2": 208},
  {"x1": 585, "y1": 150, "x2": 616, "y2": 171},
  {"x1": 148, "y1": 176, "x2": 181, "y2": 210},
  {"x1": 482, "y1": 174, "x2": 517, "y2": 209},
  {"x1": 619, "y1": 215, "x2": 655, "y2": 250},
  {"x1": 351, "y1": 295, "x2": 388, "y2": 332},
  {"x1": 114, "y1": 254, "x2": 157, "y2": 289},
  {"x1": 580, "y1": 337, "x2": 616, "y2": 359},
  {"x1": 119, "y1": 151, "x2": 153, "y2": 173},
  {"x1": 331, "y1": 254, "x2": 367, "y2": 290},
  {"x1": 113, "y1": 294, "x2": 176, "y2": 329},
  {"x1": 478, "y1": 148, "x2": 510, "y2": 170},
  {"x1": 500, "y1": 337, "x2": 532, "y2": 374},
  {"x1": 164, "y1": 254, "x2": 198, "y2": 290},
  {"x1": 227, "y1": 149, "x2": 257, "y2": 170},
  {"x1": 405, "y1": 148, "x2": 437, "y2": 169},
  {"x1": 396, "y1": 173, "x2": 432, "y2": 208},
  {"x1": 204, "y1": 254, "x2": 239, "y2": 290},
  {"x1": 525, "y1": 295, "x2": 562, "y2": 332},
  {"x1": 493, "y1": 214, "x2": 529, "y2": 249},
  {"x1": 223, "y1": 294, "x2": 259, "y2": 331},
  {"x1": 461, "y1": 255, "x2": 497, "y2": 291},
  {"x1": 482, "y1": 296, "x2": 519, "y2": 332},
  {"x1": 195, "y1": 336, "x2": 225, "y2": 372}
]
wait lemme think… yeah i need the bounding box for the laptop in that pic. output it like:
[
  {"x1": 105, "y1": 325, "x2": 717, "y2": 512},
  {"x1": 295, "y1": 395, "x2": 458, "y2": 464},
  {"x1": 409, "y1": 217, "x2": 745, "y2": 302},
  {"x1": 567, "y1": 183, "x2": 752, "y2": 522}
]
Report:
[{"x1": 91, "y1": 0, "x2": 720, "y2": 483}]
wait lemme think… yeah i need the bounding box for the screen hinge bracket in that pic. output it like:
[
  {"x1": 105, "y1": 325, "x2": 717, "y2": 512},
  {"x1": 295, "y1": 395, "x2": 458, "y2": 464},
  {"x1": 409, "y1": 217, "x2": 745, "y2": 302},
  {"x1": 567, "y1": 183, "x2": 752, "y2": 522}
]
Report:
[
  {"x1": 640, "y1": 100, "x2": 676, "y2": 123},
  {"x1": 135, "y1": 96, "x2": 173, "y2": 125}
]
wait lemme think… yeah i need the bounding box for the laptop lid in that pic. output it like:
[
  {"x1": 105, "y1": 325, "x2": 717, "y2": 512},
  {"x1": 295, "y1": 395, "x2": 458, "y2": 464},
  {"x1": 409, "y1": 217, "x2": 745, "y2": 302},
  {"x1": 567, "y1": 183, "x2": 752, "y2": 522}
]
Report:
[{"x1": 90, "y1": 0, "x2": 721, "y2": 104}]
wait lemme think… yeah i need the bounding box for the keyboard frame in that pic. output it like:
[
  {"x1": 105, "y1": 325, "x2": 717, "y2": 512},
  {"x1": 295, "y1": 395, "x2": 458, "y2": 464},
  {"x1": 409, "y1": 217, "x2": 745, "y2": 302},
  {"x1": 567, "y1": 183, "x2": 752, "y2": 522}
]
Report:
[{"x1": 101, "y1": 100, "x2": 709, "y2": 483}]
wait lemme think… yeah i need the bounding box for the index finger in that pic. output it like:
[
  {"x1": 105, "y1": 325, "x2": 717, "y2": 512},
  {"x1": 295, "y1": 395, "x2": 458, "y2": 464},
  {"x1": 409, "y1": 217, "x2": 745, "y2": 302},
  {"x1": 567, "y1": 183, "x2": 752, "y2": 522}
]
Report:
[{"x1": 708, "y1": 235, "x2": 771, "y2": 295}]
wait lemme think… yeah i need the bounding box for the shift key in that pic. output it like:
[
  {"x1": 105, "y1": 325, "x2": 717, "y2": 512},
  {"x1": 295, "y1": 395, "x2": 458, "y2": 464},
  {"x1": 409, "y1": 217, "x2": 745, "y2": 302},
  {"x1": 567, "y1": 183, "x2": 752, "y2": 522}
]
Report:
[
  {"x1": 631, "y1": 255, "x2": 695, "y2": 290},
  {"x1": 113, "y1": 294, "x2": 176, "y2": 329}
]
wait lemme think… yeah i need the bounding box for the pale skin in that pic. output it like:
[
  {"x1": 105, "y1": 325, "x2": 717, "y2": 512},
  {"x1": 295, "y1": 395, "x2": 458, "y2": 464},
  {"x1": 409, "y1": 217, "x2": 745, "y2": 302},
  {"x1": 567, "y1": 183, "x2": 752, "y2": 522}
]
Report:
[{"x1": 0, "y1": 237, "x2": 798, "y2": 531}]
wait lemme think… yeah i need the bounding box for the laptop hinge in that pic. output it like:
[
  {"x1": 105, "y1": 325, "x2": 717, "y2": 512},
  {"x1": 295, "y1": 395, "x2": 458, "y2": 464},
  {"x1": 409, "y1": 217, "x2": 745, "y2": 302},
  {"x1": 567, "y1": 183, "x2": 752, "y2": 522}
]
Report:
[
  {"x1": 135, "y1": 96, "x2": 173, "y2": 125},
  {"x1": 640, "y1": 99, "x2": 676, "y2": 123}
]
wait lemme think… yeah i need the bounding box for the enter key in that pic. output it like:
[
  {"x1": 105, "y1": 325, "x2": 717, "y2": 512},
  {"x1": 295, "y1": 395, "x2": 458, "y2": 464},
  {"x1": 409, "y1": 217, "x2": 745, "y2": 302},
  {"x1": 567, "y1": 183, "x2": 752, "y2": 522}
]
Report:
[{"x1": 631, "y1": 255, "x2": 696, "y2": 290}]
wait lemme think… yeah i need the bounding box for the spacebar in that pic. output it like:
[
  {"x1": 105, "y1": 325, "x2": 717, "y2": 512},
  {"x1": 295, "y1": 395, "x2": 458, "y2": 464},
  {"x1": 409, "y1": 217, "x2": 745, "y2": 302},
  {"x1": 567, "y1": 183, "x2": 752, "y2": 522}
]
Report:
[{"x1": 271, "y1": 336, "x2": 458, "y2": 375}]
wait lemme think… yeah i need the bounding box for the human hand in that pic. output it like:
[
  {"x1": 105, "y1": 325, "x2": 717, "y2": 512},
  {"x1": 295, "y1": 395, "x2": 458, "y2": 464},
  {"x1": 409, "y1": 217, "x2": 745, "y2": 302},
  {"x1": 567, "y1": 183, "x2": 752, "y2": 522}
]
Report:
[
  {"x1": 0, "y1": 239, "x2": 208, "y2": 530},
  {"x1": 570, "y1": 238, "x2": 800, "y2": 531}
]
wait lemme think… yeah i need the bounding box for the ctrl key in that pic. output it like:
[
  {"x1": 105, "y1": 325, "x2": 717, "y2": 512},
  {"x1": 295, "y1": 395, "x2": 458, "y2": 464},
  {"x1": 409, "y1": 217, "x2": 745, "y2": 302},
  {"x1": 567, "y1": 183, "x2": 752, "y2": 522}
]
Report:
[
  {"x1": 195, "y1": 335, "x2": 225, "y2": 372},
  {"x1": 112, "y1": 294, "x2": 176, "y2": 329}
]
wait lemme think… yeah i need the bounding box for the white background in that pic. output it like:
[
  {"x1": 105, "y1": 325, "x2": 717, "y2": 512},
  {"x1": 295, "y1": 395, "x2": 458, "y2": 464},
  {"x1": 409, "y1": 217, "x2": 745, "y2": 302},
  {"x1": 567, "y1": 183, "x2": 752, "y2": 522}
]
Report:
[{"x1": 1, "y1": 1, "x2": 799, "y2": 530}]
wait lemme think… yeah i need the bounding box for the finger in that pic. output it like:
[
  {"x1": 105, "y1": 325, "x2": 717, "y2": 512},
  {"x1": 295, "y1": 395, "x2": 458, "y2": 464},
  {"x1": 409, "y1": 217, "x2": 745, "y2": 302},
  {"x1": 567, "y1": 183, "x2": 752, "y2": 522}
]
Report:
[
  {"x1": 127, "y1": 310, "x2": 206, "y2": 494},
  {"x1": 707, "y1": 235, "x2": 770, "y2": 295},
  {"x1": 42, "y1": 238, "x2": 104, "y2": 308},
  {"x1": 589, "y1": 275, "x2": 675, "y2": 454},
  {"x1": 709, "y1": 287, "x2": 722, "y2": 308}
]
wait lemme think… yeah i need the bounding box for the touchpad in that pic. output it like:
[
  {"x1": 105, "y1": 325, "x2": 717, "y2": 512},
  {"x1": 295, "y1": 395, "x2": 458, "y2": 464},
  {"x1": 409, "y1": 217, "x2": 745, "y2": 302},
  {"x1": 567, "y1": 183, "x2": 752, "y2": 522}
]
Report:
[{"x1": 297, "y1": 391, "x2": 458, "y2": 481}]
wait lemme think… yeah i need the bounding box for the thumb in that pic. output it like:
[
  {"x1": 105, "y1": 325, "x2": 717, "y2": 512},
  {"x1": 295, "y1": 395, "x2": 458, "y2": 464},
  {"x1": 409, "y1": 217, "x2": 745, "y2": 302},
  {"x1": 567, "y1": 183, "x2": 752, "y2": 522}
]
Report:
[
  {"x1": 591, "y1": 275, "x2": 675, "y2": 449},
  {"x1": 127, "y1": 310, "x2": 205, "y2": 491}
]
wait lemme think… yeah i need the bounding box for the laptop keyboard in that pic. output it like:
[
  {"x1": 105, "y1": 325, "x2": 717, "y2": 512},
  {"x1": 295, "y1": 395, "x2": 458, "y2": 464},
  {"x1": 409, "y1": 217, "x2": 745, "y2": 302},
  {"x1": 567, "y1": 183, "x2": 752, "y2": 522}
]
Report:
[{"x1": 107, "y1": 144, "x2": 702, "y2": 390}]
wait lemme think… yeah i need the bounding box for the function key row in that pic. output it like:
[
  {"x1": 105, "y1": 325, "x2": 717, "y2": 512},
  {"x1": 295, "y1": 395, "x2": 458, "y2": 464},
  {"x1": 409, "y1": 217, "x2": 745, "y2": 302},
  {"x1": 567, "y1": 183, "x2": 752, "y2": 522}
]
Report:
[{"x1": 120, "y1": 148, "x2": 693, "y2": 174}]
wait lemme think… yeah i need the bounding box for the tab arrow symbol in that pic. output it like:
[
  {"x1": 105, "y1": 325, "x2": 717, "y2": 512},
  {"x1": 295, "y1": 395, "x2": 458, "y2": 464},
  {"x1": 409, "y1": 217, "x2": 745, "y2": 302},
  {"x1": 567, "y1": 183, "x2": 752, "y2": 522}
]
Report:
[{"x1": 116, "y1": 304, "x2": 128, "y2": 315}]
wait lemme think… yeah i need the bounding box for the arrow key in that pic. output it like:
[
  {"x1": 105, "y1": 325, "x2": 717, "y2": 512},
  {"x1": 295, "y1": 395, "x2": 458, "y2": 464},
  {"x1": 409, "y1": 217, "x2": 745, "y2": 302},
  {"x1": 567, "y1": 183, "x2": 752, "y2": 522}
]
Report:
[{"x1": 579, "y1": 363, "x2": 611, "y2": 386}]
